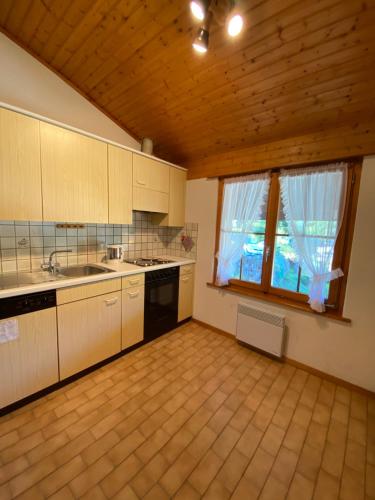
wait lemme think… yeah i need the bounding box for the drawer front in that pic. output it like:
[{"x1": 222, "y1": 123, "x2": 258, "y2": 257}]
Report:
[
  {"x1": 122, "y1": 273, "x2": 145, "y2": 289},
  {"x1": 122, "y1": 286, "x2": 145, "y2": 349},
  {"x1": 178, "y1": 273, "x2": 194, "y2": 322},
  {"x1": 180, "y1": 264, "x2": 194, "y2": 276},
  {"x1": 57, "y1": 278, "x2": 121, "y2": 305}
]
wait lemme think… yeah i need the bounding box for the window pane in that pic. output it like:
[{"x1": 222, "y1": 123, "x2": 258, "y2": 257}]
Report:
[
  {"x1": 272, "y1": 197, "x2": 333, "y2": 299},
  {"x1": 247, "y1": 202, "x2": 268, "y2": 233},
  {"x1": 271, "y1": 236, "x2": 299, "y2": 292},
  {"x1": 276, "y1": 203, "x2": 288, "y2": 235},
  {"x1": 241, "y1": 235, "x2": 265, "y2": 283}
]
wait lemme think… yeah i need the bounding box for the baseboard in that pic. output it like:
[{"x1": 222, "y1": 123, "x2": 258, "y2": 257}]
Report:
[
  {"x1": 192, "y1": 318, "x2": 234, "y2": 339},
  {"x1": 192, "y1": 318, "x2": 375, "y2": 399}
]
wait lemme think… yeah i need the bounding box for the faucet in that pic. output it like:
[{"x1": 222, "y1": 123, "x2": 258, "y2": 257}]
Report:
[{"x1": 41, "y1": 249, "x2": 72, "y2": 273}]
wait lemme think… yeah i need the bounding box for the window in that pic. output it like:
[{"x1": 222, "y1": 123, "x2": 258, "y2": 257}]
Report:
[{"x1": 214, "y1": 161, "x2": 361, "y2": 317}]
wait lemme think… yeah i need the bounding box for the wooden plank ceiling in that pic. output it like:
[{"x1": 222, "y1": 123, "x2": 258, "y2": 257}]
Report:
[{"x1": 1, "y1": 0, "x2": 375, "y2": 168}]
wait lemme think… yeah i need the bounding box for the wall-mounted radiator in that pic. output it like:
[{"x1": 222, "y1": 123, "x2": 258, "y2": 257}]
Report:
[{"x1": 236, "y1": 303, "x2": 286, "y2": 358}]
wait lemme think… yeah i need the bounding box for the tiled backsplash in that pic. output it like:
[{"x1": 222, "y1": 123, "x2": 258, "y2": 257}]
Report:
[{"x1": 0, "y1": 212, "x2": 198, "y2": 273}]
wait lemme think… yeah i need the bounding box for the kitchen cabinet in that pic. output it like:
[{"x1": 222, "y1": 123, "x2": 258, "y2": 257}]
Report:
[
  {"x1": 178, "y1": 264, "x2": 195, "y2": 322},
  {"x1": 57, "y1": 283, "x2": 121, "y2": 379},
  {"x1": 108, "y1": 145, "x2": 133, "y2": 224},
  {"x1": 0, "y1": 308, "x2": 58, "y2": 408},
  {"x1": 122, "y1": 273, "x2": 144, "y2": 349},
  {"x1": 40, "y1": 122, "x2": 108, "y2": 223},
  {"x1": 133, "y1": 153, "x2": 169, "y2": 213},
  {"x1": 0, "y1": 107, "x2": 43, "y2": 221},
  {"x1": 153, "y1": 167, "x2": 187, "y2": 227}
]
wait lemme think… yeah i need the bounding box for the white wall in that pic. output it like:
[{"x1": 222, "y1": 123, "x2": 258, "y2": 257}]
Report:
[
  {"x1": 186, "y1": 156, "x2": 375, "y2": 392},
  {"x1": 0, "y1": 33, "x2": 140, "y2": 149}
]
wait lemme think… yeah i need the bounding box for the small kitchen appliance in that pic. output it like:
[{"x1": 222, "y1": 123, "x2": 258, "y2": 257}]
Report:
[{"x1": 106, "y1": 244, "x2": 126, "y2": 262}]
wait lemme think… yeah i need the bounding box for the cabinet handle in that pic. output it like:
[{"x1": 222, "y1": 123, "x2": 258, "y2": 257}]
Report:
[
  {"x1": 129, "y1": 278, "x2": 140, "y2": 285},
  {"x1": 181, "y1": 276, "x2": 190, "y2": 282},
  {"x1": 104, "y1": 297, "x2": 118, "y2": 306},
  {"x1": 128, "y1": 291, "x2": 139, "y2": 298},
  {"x1": 136, "y1": 179, "x2": 146, "y2": 186}
]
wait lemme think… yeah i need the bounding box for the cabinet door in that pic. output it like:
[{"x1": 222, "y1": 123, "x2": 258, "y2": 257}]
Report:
[
  {"x1": 58, "y1": 291, "x2": 121, "y2": 379},
  {"x1": 40, "y1": 122, "x2": 108, "y2": 223},
  {"x1": 154, "y1": 167, "x2": 186, "y2": 226},
  {"x1": 122, "y1": 286, "x2": 144, "y2": 349},
  {"x1": 0, "y1": 108, "x2": 42, "y2": 221},
  {"x1": 178, "y1": 273, "x2": 194, "y2": 322},
  {"x1": 108, "y1": 145, "x2": 133, "y2": 224},
  {"x1": 133, "y1": 154, "x2": 169, "y2": 192},
  {"x1": 0, "y1": 309, "x2": 58, "y2": 408},
  {"x1": 133, "y1": 154, "x2": 170, "y2": 213}
]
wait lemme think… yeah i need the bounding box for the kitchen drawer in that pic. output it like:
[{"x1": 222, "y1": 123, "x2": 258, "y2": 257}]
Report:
[
  {"x1": 180, "y1": 264, "x2": 194, "y2": 276},
  {"x1": 57, "y1": 278, "x2": 121, "y2": 305},
  {"x1": 122, "y1": 286, "x2": 145, "y2": 349},
  {"x1": 178, "y1": 273, "x2": 194, "y2": 322},
  {"x1": 122, "y1": 273, "x2": 145, "y2": 289}
]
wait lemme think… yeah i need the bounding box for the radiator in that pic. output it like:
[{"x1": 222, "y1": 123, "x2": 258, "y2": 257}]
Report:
[{"x1": 236, "y1": 303, "x2": 286, "y2": 358}]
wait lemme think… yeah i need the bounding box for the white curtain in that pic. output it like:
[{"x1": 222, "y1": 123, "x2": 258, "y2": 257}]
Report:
[
  {"x1": 279, "y1": 163, "x2": 348, "y2": 312},
  {"x1": 216, "y1": 172, "x2": 270, "y2": 286}
]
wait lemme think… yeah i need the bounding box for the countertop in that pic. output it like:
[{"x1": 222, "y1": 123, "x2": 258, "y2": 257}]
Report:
[{"x1": 0, "y1": 256, "x2": 195, "y2": 299}]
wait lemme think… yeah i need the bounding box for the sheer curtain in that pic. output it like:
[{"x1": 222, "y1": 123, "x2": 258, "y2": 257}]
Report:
[
  {"x1": 279, "y1": 163, "x2": 348, "y2": 312},
  {"x1": 216, "y1": 172, "x2": 270, "y2": 286}
]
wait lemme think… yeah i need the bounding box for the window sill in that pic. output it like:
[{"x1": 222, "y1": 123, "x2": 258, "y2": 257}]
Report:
[{"x1": 206, "y1": 282, "x2": 351, "y2": 324}]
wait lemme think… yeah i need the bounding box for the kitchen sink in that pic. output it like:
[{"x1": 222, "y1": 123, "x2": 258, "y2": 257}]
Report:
[
  {"x1": 0, "y1": 271, "x2": 64, "y2": 290},
  {"x1": 56, "y1": 264, "x2": 113, "y2": 278}
]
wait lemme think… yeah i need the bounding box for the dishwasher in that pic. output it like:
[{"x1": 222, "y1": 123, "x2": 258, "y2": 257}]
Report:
[{"x1": 0, "y1": 290, "x2": 59, "y2": 410}]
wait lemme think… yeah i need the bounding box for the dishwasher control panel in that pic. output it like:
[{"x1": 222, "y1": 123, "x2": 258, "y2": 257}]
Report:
[{"x1": 0, "y1": 290, "x2": 56, "y2": 320}]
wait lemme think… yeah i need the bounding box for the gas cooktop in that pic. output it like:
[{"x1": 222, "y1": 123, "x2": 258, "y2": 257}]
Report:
[{"x1": 124, "y1": 258, "x2": 175, "y2": 267}]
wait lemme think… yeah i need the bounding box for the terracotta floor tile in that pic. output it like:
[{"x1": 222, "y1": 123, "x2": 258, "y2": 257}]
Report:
[
  {"x1": 188, "y1": 449, "x2": 223, "y2": 495},
  {"x1": 313, "y1": 469, "x2": 340, "y2": 500},
  {"x1": 244, "y1": 446, "x2": 274, "y2": 492},
  {"x1": 0, "y1": 323, "x2": 374, "y2": 500},
  {"x1": 212, "y1": 424, "x2": 241, "y2": 460},
  {"x1": 287, "y1": 472, "x2": 315, "y2": 500},
  {"x1": 259, "y1": 475, "x2": 289, "y2": 500}
]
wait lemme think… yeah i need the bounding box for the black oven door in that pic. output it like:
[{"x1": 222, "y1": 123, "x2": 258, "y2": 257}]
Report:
[{"x1": 144, "y1": 268, "x2": 179, "y2": 341}]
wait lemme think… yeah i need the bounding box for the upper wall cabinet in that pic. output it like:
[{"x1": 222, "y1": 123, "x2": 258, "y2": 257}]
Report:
[
  {"x1": 108, "y1": 145, "x2": 132, "y2": 224},
  {"x1": 40, "y1": 122, "x2": 108, "y2": 223},
  {"x1": 153, "y1": 167, "x2": 187, "y2": 227},
  {"x1": 0, "y1": 108, "x2": 43, "y2": 221},
  {"x1": 133, "y1": 154, "x2": 169, "y2": 213}
]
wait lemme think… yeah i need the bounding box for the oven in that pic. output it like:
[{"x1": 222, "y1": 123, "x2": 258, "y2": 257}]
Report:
[{"x1": 144, "y1": 266, "x2": 179, "y2": 341}]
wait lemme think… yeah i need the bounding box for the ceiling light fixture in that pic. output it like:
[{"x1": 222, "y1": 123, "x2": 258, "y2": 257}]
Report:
[
  {"x1": 190, "y1": 1, "x2": 207, "y2": 21},
  {"x1": 226, "y1": 0, "x2": 244, "y2": 37},
  {"x1": 227, "y1": 13, "x2": 243, "y2": 37},
  {"x1": 192, "y1": 27, "x2": 209, "y2": 53}
]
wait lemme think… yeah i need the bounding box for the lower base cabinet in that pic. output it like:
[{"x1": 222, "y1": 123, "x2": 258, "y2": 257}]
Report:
[
  {"x1": 0, "y1": 308, "x2": 58, "y2": 408},
  {"x1": 58, "y1": 291, "x2": 121, "y2": 379},
  {"x1": 178, "y1": 266, "x2": 195, "y2": 322},
  {"x1": 122, "y1": 285, "x2": 145, "y2": 349}
]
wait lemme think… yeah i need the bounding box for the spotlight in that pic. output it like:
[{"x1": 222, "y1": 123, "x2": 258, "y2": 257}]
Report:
[
  {"x1": 190, "y1": 1, "x2": 207, "y2": 21},
  {"x1": 192, "y1": 27, "x2": 209, "y2": 53},
  {"x1": 227, "y1": 13, "x2": 243, "y2": 37}
]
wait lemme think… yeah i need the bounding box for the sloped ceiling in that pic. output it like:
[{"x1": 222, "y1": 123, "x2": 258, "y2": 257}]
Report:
[{"x1": 1, "y1": 0, "x2": 374, "y2": 166}]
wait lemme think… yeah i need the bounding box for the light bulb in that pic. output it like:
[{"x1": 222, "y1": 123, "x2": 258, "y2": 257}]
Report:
[
  {"x1": 190, "y1": 1, "x2": 205, "y2": 21},
  {"x1": 192, "y1": 27, "x2": 209, "y2": 54},
  {"x1": 192, "y1": 42, "x2": 207, "y2": 53},
  {"x1": 227, "y1": 14, "x2": 243, "y2": 37}
]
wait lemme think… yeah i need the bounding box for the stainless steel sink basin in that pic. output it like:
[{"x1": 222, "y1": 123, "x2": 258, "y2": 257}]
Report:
[{"x1": 56, "y1": 264, "x2": 113, "y2": 278}]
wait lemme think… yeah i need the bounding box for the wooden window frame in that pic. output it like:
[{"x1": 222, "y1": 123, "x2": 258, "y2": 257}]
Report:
[{"x1": 212, "y1": 160, "x2": 362, "y2": 321}]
